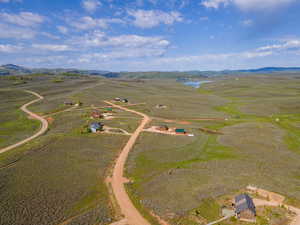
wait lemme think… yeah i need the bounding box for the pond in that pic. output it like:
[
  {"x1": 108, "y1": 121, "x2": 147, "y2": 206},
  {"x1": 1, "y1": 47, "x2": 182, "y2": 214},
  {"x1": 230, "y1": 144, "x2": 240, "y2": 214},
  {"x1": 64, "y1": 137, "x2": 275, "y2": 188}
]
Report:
[{"x1": 183, "y1": 80, "x2": 212, "y2": 88}]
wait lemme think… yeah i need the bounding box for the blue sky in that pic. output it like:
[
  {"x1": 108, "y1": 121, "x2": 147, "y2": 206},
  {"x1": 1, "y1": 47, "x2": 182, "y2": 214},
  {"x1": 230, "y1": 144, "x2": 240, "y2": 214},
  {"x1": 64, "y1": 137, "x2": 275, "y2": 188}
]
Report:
[{"x1": 0, "y1": 0, "x2": 300, "y2": 71}]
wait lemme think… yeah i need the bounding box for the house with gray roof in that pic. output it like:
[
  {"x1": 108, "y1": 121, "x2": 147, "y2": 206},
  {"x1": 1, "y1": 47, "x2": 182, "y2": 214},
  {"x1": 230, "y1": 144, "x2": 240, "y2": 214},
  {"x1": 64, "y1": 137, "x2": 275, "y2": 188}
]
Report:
[{"x1": 235, "y1": 194, "x2": 256, "y2": 221}]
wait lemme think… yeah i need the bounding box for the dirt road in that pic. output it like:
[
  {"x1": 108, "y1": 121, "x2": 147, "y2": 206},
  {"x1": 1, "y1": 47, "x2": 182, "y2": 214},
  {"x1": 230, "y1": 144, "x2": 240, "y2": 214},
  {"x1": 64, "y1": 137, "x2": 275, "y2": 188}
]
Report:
[
  {"x1": 0, "y1": 90, "x2": 48, "y2": 154},
  {"x1": 104, "y1": 101, "x2": 152, "y2": 225}
]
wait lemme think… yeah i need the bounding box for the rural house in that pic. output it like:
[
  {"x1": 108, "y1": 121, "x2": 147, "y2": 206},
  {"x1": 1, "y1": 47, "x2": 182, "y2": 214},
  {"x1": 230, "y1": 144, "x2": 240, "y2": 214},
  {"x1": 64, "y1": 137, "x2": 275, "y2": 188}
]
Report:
[
  {"x1": 157, "y1": 125, "x2": 169, "y2": 131},
  {"x1": 64, "y1": 101, "x2": 74, "y2": 106},
  {"x1": 91, "y1": 111, "x2": 103, "y2": 119},
  {"x1": 90, "y1": 122, "x2": 104, "y2": 133},
  {"x1": 235, "y1": 194, "x2": 256, "y2": 221}
]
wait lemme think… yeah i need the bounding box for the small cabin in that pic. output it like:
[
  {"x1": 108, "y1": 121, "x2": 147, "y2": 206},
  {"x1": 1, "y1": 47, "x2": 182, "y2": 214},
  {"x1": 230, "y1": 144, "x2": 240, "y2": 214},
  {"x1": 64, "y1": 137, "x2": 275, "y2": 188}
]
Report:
[
  {"x1": 90, "y1": 122, "x2": 104, "y2": 133},
  {"x1": 235, "y1": 194, "x2": 256, "y2": 221},
  {"x1": 175, "y1": 128, "x2": 186, "y2": 134},
  {"x1": 91, "y1": 111, "x2": 103, "y2": 119},
  {"x1": 157, "y1": 125, "x2": 169, "y2": 131},
  {"x1": 64, "y1": 101, "x2": 74, "y2": 106}
]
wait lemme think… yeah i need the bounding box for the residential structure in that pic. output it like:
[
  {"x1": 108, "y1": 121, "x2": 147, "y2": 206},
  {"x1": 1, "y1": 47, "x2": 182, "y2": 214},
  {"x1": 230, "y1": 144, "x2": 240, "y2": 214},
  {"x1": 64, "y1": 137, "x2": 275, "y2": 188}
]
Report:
[
  {"x1": 90, "y1": 122, "x2": 104, "y2": 133},
  {"x1": 235, "y1": 194, "x2": 256, "y2": 221}
]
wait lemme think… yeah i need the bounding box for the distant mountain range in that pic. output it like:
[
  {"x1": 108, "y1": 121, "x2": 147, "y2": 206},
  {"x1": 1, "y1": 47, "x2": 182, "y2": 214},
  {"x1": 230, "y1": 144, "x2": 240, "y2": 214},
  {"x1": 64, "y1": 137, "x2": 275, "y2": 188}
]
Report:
[{"x1": 1, "y1": 64, "x2": 300, "y2": 79}]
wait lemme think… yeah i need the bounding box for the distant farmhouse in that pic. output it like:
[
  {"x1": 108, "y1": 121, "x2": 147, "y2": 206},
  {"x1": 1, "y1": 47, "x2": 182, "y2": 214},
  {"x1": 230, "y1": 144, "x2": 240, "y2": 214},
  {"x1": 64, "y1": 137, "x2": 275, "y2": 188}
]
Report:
[
  {"x1": 114, "y1": 97, "x2": 129, "y2": 103},
  {"x1": 235, "y1": 194, "x2": 256, "y2": 221},
  {"x1": 90, "y1": 122, "x2": 104, "y2": 133}
]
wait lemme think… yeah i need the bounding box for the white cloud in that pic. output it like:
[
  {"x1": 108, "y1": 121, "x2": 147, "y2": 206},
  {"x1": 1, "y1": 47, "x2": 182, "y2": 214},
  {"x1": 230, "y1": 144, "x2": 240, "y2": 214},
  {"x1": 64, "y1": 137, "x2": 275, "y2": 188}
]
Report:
[
  {"x1": 57, "y1": 26, "x2": 68, "y2": 34},
  {"x1": 82, "y1": 0, "x2": 101, "y2": 13},
  {"x1": 0, "y1": 44, "x2": 22, "y2": 53},
  {"x1": 70, "y1": 31, "x2": 170, "y2": 49},
  {"x1": 241, "y1": 19, "x2": 253, "y2": 26},
  {"x1": 0, "y1": 0, "x2": 22, "y2": 3},
  {"x1": 0, "y1": 23, "x2": 36, "y2": 39},
  {"x1": 0, "y1": 12, "x2": 44, "y2": 27},
  {"x1": 257, "y1": 40, "x2": 300, "y2": 52},
  {"x1": 200, "y1": 16, "x2": 209, "y2": 21},
  {"x1": 32, "y1": 44, "x2": 72, "y2": 51},
  {"x1": 201, "y1": 0, "x2": 296, "y2": 11},
  {"x1": 128, "y1": 10, "x2": 183, "y2": 28},
  {"x1": 69, "y1": 16, "x2": 124, "y2": 30}
]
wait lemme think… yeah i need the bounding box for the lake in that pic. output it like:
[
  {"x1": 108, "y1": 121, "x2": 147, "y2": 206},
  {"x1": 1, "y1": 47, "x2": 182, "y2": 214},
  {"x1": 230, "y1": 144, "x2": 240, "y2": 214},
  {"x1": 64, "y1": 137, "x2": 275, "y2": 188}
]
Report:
[{"x1": 184, "y1": 80, "x2": 212, "y2": 88}]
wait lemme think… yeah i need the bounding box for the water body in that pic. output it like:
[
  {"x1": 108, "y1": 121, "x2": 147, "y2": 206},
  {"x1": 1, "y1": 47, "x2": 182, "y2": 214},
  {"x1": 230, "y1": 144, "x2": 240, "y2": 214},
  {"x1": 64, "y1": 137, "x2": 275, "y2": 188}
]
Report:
[{"x1": 184, "y1": 80, "x2": 212, "y2": 88}]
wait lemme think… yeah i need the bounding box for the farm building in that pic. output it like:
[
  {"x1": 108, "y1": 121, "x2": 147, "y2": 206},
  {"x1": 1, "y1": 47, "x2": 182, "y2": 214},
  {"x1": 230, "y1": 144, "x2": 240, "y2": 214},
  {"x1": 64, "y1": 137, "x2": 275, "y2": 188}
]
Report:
[
  {"x1": 156, "y1": 104, "x2": 167, "y2": 109},
  {"x1": 157, "y1": 125, "x2": 169, "y2": 131},
  {"x1": 91, "y1": 111, "x2": 103, "y2": 119},
  {"x1": 175, "y1": 128, "x2": 186, "y2": 134},
  {"x1": 121, "y1": 98, "x2": 128, "y2": 103},
  {"x1": 64, "y1": 101, "x2": 74, "y2": 106},
  {"x1": 104, "y1": 107, "x2": 113, "y2": 112},
  {"x1": 235, "y1": 194, "x2": 256, "y2": 221},
  {"x1": 114, "y1": 97, "x2": 121, "y2": 101},
  {"x1": 90, "y1": 122, "x2": 104, "y2": 133}
]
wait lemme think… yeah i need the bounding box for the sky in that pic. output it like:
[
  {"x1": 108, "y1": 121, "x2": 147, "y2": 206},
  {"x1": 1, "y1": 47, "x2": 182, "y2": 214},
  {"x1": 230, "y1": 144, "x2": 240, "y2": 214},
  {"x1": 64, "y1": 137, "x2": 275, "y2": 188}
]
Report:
[{"x1": 0, "y1": 0, "x2": 300, "y2": 71}]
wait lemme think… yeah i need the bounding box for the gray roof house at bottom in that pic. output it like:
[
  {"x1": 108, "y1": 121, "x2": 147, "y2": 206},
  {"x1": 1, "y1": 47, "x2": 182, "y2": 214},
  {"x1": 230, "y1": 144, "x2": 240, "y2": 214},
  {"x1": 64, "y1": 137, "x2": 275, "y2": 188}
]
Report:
[
  {"x1": 235, "y1": 194, "x2": 256, "y2": 215},
  {"x1": 90, "y1": 122, "x2": 103, "y2": 133}
]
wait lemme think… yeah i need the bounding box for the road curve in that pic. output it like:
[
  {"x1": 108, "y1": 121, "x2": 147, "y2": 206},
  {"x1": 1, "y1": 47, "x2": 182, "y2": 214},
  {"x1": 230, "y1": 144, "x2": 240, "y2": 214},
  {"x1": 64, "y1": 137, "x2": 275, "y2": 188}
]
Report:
[
  {"x1": 0, "y1": 90, "x2": 48, "y2": 154},
  {"x1": 104, "y1": 101, "x2": 152, "y2": 225}
]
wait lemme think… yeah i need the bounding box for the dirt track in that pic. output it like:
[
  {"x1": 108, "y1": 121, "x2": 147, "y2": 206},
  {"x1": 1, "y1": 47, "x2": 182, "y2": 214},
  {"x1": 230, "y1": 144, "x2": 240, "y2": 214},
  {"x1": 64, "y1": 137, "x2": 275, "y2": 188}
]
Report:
[
  {"x1": 0, "y1": 90, "x2": 48, "y2": 154},
  {"x1": 104, "y1": 101, "x2": 152, "y2": 225}
]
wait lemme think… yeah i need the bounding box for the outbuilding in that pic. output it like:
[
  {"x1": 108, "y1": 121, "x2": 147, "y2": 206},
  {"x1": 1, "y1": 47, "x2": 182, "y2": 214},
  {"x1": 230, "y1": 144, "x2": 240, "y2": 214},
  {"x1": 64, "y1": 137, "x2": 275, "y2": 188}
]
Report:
[
  {"x1": 157, "y1": 125, "x2": 169, "y2": 131},
  {"x1": 175, "y1": 128, "x2": 186, "y2": 134},
  {"x1": 235, "y1": 194, "x2": 256, "y2": 221}
]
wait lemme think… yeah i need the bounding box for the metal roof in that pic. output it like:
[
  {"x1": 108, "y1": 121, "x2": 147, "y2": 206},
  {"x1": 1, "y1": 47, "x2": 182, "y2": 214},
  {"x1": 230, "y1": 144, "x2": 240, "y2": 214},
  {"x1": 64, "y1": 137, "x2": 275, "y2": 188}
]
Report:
[{"x1": 235, "y1": 194, "x2": 256, "y2": 214}]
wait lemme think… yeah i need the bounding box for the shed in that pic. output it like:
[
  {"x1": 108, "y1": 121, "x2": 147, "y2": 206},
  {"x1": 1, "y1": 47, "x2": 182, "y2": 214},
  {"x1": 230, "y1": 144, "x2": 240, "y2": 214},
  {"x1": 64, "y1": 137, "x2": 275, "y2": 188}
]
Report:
[
  {"x1": 104, "y1": 107, "x2": 113, "y2": 112},
  {"x1": 235, "y1": 194, "x2": 256, "y2": 220},
  {"x1": 90, "y1": 122, "x2": 104, "y2": 133},
  {"x1": 175, "y1": 129, "x2": 186, "y2": 134},
  {"x1": 64, "y1": 101, "x2": 74, "y2": 106},
  {"x1": 157, "y1": 125, "x2": 169, "y2": 131},
  {"x1": 91, "y1": 111, "x2": 103, "y2": 119}
]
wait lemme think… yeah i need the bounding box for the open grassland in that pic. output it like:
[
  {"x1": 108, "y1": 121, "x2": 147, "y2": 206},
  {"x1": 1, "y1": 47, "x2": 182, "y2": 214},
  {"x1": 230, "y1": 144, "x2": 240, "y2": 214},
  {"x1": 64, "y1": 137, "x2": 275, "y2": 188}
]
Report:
[
  {"x1": 0, "y1": 76, "x2": 131, "y2": 225},
  {"x1": 1, "y1": 74, "x2": 300, "y2": 225},
  {"x1": 125, "y1": 75, "x2": 300, "y2": 225},
  {"x1": 0, "y1": 89, "x2": 40, "y2": 149}
]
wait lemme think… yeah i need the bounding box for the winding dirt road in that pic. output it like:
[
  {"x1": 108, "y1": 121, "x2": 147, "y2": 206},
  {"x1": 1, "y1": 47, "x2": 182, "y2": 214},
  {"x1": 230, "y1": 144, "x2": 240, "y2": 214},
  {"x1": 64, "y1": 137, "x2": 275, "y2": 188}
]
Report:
[
  {"x1": 104, "y1": 101, "x2": 152, "y2": 225},
  {"x1": 0, "y1": 90, "x2": 48, "y2": 154}
]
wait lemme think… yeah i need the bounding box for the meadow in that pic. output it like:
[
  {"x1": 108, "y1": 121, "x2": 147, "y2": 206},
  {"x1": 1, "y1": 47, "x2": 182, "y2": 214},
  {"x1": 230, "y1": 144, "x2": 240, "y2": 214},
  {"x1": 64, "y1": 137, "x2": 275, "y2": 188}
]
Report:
[{"x1": 0, "y1": 74, "x2": 299, "y2": 225}]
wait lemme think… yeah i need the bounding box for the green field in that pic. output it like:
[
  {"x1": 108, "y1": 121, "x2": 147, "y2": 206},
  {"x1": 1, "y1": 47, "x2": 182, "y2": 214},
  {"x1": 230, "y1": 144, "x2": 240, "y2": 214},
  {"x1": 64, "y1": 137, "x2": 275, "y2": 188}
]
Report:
[{"x1": 0, "y1": 74, "x2": 300, "y2": 225}]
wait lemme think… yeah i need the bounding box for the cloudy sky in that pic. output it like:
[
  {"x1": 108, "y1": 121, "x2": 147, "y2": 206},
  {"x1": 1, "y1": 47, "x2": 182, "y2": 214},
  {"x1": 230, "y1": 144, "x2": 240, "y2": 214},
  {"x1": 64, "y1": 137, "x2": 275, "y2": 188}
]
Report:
[{"x1": 0, "y1": 0, "x2": 300, "y2": 71}]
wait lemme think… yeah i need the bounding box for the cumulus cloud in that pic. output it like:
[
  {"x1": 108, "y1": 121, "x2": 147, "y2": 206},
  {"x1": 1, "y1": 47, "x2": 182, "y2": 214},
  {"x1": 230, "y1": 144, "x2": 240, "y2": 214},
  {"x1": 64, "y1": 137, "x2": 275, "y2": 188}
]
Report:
[
  {"x1": 69, "y1": 16, "x2": 124, "y2": 30},
  {"x1": 57, "y1": 26, "x2": 68, "y2": 34},
  {"x1": 32, "y1": 44, "x2": 72, "y2": 51},
  {"x1": 70, "y1": 31, "x2": 170, "y2": 49},
  {"x1": 241, "y1": 19, "x2": 253, "y2": 26},
  {"x1": 0, "y1": 12, "x2": 44, "y2": 27},
  {"x1": 128, "y1": 10, "x2": 183, "y2": 28},
  {"x1": 82, "y1": 0, "x2": 101, "y2": 13},
  {"x1": 257, "y1": 40, "x2": 300, "y2": 52},
  {"x1": 201, "y1": 0, "x2": 296, "y2": 11},
  {"x1": 0, "y1": 44, "x2": 22, "y2": 53},
  {"x1": 0, "y1": 0, "x2": 22, "y2": 3},
  {"x1": 0, "y1": 23, "x2": 36, "y2": 39}
]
